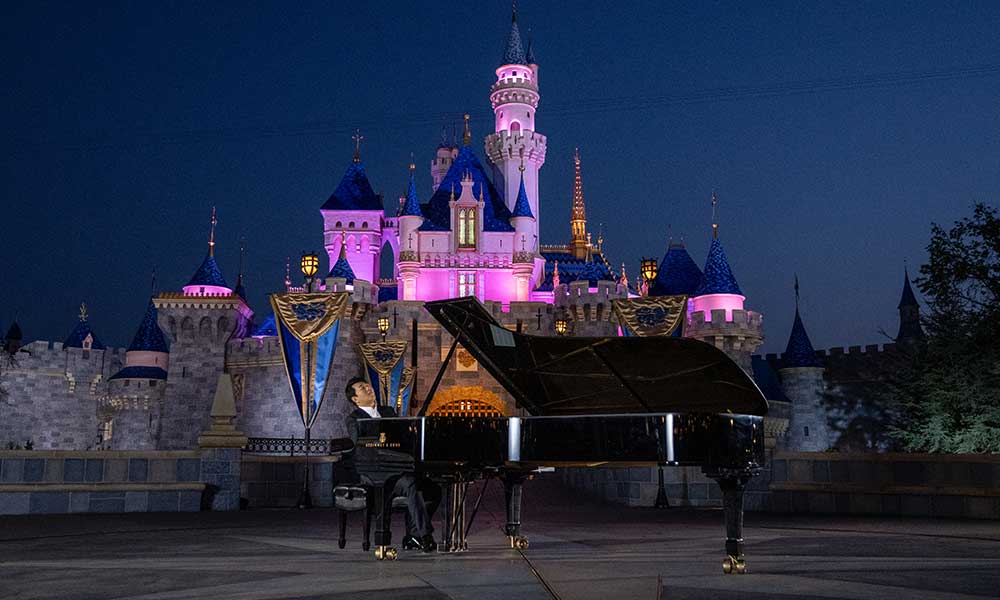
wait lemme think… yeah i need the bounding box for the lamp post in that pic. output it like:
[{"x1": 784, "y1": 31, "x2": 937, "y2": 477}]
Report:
[
  {"x1": 377, "y1": 316, "x2": 390, "y2": 342},
  {"x1": 297, "y1": 251, "x2": 319, "y2": 509},
  {"x1": 300, "y1": 251, "x2": 319, "y2": 292},
  {"x1": 640, "y1": 257, "x2": 658, "y2": 297},
  {"x1": 640, "y1": 257, "x2": 671, "y2": 508}
]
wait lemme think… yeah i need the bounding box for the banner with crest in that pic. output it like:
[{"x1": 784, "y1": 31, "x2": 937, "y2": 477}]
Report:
[
  {"x1": 612, "y1": 295, "x2": 688, "y2": 337},
  {"x1": 359, "y1": 341, "x2": 416, "y2": 414},
  {"x1": 270, "y1": 292, "x2": 350, "y2": 428}
]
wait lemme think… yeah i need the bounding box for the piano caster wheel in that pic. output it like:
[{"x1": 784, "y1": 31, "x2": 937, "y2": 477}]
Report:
[
  {"x1": 722, "y1": 556, "x2": 746, "y2": 574},
  {"x1": 375, "y1": 546, "x2": 398, "y2": 561},
  {"x1": 510, "y1": 536, "x2": 529, "y2": 551}
]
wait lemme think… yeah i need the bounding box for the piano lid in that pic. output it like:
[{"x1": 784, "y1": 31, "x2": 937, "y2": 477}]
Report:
[{"x1": 423, "y1": 297, "x2": 768, "y2": 417}]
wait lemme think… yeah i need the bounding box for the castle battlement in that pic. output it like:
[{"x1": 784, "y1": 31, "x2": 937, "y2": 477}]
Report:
[
  {"x1": 484, "y1": 130, "x2": 548, "y2": 165},
  {"x1": 761, "y1": 341, "x2": 901, "y2": 369},
  {"x1": 688, "y1": 309, "x2": 764, "y2": 330}
]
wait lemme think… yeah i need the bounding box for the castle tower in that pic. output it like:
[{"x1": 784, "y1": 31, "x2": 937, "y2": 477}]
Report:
[
  {"x1": 896, "y1": 267, "x2": 925, "y2": 343},
  {"x1": 320, "y1": 132, "x2": 384, "y2": 284},
  {"x1": 686, "y1": 193, "x2": 762, "y2": 372},
  {"x1": 398, "y1": 160, "x2": 424, "y2": 300},
  {"x1": 690, "y1": 194, "x2": 746, "y2": 320},
  {"x1": 778, "y1": 278, "x2": 831, "y2": 451},
  {"x1": 183, "y1": 208, "x2": 232, "y2": 296},
  {"x1": 4, "y1": 321, "x2": 22, "y2": 354},
  {"x1": 155, "y1": 224, "x2": 253, "y2": 449},
  {"x1": 510, "y1": 161, "x2": 536, "y2": 300},
  {"x1": 104, "y1": 300, "x2": 170, "y2": 449},
  {"x1": 484, "y1": 4, "x2": 547, "y2": 241},
  {"x1": 569, "y1": 148, "x2": 589, "y2": 259}
]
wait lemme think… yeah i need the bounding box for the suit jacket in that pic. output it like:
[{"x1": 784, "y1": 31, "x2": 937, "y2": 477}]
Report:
[{"x1": 336, "y1": 403, "x2": 397, "y2": 484}]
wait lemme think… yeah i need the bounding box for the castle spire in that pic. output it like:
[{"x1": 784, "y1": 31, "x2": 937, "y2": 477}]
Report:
[
  {"x1": 783, "y1": 278, "x2": 822, "y2": 368},
  {"x1": 711, "y1": 191, "x2": 719, "y2": 239},
  {"x1": 511, "y1": 159, "x2": 534, "y2": 219},
  {"x1": 462, "y1": 114, "x2": 471, "y2": 146},
  {"x1": 552, "y1": 260, "x2": 560, "y2": 287},
  {"x1": 570, "y1": 148, "x2": 589, "y2": 259},
  {"x1": 284, "y1": 257, "x2": 291, "y2": 292},
  {"x1": 501, "y1": 0, "x2": 526, "y2": 66},
  {"x1": 352, "y1": 129, "x2": 364, "y2": 163},
  {"x1": 235, "y1": 237, "x2": 247, "y2": 300},
  {"x1": 897, "y1": 264, "x2": 924, "y2": 342},
  {"x1": 207, "y1": 207, "x2": 217, "y2": 256}
]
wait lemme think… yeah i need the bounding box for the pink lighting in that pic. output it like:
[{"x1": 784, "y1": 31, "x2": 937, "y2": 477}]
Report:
[
  {"x1": 181, "y1": 285, "x2": 232, "y2": 296},
  {"x1": 690, "y1": 293, "x2": 746, "y2": 322}
]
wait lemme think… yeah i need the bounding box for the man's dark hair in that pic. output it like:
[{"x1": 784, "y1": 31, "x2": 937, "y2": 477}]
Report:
[{"x1": 345, "y1": 376, "x2": 367, "y2": 403}]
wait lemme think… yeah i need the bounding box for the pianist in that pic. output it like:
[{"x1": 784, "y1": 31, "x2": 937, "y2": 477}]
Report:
[{"x1": 338, "y1": 376, "x2": 441, "y2": 553}]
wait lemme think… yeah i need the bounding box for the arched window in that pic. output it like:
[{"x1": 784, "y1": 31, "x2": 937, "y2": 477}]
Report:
[
  {"x1": 335, "y1": 221, "x2": 342, "y2": 228},
  {"x1": 459, "y1": 208, "x2": 476, "y2": 248},
  {"x1": 349, "y1": 222, "x2": 356, "y2": 229},
  {"x1": 804, "y1": 426, "x2": 810, "y2": 437},
  {"x1": 458, "y1": 272, "x2": 476, "y2": 297},
  {"x1": 362, "y1": 221, "x2": 368, "y2": 229},
  {"x1": 510, "y1": 121, "x2": 521, "y2": 133}
]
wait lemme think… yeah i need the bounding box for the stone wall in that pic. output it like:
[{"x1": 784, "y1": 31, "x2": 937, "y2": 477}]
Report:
[
  {"x1": 770, "y1": 451, "x2": 1000, "y2": 519},
  {"x1": 0, "y1": 450, "x2": 204, "y2": 514},
  {"x1": 240, "y1": 455, "x2": 337, "y2": 508},
  {"x1": 0, "y1": 342, "x2": 124, "y2": 450}
]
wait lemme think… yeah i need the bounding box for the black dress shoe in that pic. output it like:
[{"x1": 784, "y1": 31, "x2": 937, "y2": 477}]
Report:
[
  {"x1": 402, "y1": 535, "x2": 424, "y2": 550},
  {"x1": 419, "y1": 535, "x2": 437, "y2": 553}
]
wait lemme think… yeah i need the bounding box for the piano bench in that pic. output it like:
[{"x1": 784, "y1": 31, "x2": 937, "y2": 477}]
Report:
[{"x1": 334, "y1": 485, "x2": 407, "y2": 551}]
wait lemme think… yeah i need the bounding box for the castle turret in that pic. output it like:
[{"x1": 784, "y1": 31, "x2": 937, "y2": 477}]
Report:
[
  {"x1": 686, "y1": 193, "x2": 762, "y2": 372},
  {"x1": 648, "y1": 240, "x2": 702, "y2": 298},
  {"x1": 183, "y1": 208, "x2": 232, "y2": 296},
  {"x1": 778, "y1": 278, "x2": 831, "y2": 451},
  {"x1": 398, "y1": 160, "x2": 424, "y2": 300},
  {"x1": 154, "y1": 223, "x2": 253, "y2": 449},
  {"x1": 896, "y1": 267, "x2": 924, "y2": 343},
  {"x1": 4, "y1": 321, "x2": 22, "y2": 354},
  {"x1": 105, "y1": 300, "x2": 170, "y2": 449},
  {"x1": 63, "y1": 303, "x2": 105, "y2": 351},
  {"x1": 320, "y1": 132, "x2": 384, "y2": 284},
  {"x1": 485, "y1": 4, "x2": 546, "y2": 241},
  {"x1": 510, "y1": 161, "x2": 536, "y2": 300},
  {"x1": 431, "y1": 129, "x2": 458, "y2": 192}
]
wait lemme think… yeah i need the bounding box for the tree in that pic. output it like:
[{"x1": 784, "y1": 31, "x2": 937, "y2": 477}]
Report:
[{"x1": 890, "y1": 203, "x2": 1000, "y2": 452}]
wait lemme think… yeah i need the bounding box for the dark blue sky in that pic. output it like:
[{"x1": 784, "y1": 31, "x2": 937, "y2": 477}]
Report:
[{"x1": 2, "y1": 1, "x2": 998, "y2": 353}]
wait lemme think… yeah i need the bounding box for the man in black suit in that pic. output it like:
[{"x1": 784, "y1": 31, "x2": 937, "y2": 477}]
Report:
[{"x1": 338, "y1": 376, "x2": 441, "y2": 552}]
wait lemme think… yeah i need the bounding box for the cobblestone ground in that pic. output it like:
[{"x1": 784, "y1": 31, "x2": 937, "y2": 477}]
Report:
[{"x1": 1, "y1": 475, "x2": 998, "y2": 600}]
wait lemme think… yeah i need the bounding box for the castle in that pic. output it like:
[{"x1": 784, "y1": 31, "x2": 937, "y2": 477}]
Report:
[{"x1": 0, "y1": 7, "x2": 918, "y2": 455}]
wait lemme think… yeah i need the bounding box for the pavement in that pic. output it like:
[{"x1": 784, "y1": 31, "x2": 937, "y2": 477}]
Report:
[{"x1": 1, "y1": 475, "x2": 998, "y2": 600}]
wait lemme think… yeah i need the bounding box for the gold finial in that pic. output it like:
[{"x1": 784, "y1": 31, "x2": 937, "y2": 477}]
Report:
[
  {"x1": 479, "y1": 184, "x2": 485, "y2": 203},
  {"x1": 620, "y1": 263, "x2": 628, "y2": 286},
  {"x1": 553, "y1": 260, "x2": 560, "y2": 286},
  {"x1": 352, "y1": 129, "x2": 364, "y2": 163},
  {"x1": 409, "y1": 152, "x2": 415, "y2": 173},
  {"x1": 450, "y1": 182, "x2": 456, "y2": 202},
  {"x1": 462, "y1": 114, "x2": 471, "y2": 146},
  {"x1": 79, "y1": 302, "x2": 88, "y2": 322},
  {"x1": 208, "y1": 207, "x2": 217, "y2": 256},
  {"x1": 711, "y1": 191, "x2": 718, "y2": 239}
]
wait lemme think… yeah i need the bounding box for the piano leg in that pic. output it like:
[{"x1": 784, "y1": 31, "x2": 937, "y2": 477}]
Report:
[
  {"x1": 503, "y1": 474, "x2": 529, "y2": 551},
  {"x1": 704, "y1": 467, "x2": 757, "y2": 574},
  {"x1": 372, "y1": 479, "x2": 398, "y2": 561}
]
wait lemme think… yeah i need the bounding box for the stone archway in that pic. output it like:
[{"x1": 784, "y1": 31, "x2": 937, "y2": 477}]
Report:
[{"x1": 426, "y1": 386, "x2": 505, "y2": 417}]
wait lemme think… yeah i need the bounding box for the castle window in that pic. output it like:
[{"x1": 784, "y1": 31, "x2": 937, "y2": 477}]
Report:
[
  {"x1": 123, "y1": 380, "x2": 130, "y2": 387},
  {"x1": 101, "y1": 420, "x2": 113, "y2": 442},
  {"x1": 510, "y1": 121, "x2": 521, "y2": 133},
  {"x1": 349, "y1": 222, "x2": 356, "y2": 229},
  {"x1": 458, "y1": 272, "x2": 476, "y2": 297},
  {"x1": 459, "y1": 208, "x2": 476, "y2": 248},
  {"x1": 362, "y1": 221, "x2": 368, "y2": 229},
  {"x1": 336, "y1": 221, "x2": 342, "y2": 228},
  {"x1": 149, "y1": 380, "x2": 157, "y2": 387},
  {"x1": 82, "y1": 350, "x2": 90, "y2": 360},
  {"x1": 804, "y1": 426, "x2": 810, "y2": 437}
]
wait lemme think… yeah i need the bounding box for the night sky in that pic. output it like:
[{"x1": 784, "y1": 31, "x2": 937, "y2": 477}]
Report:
[{"x1": 2, "y1": 1, "x2": 998, "y2": 353}]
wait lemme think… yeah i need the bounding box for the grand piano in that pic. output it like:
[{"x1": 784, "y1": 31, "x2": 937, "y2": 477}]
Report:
[{"x1": 354, "y1": 297, "x2": 767, "y2": 574}]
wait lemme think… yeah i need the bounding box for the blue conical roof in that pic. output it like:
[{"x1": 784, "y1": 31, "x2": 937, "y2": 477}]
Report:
[
  {"x1": 525, "y1": 36, "x2": 536, "y2": 65},
  {"x1": 251, "y1": 313, "x2": 277, "y2": 337},
  {"x1": 898, "y1": 269, "x2": 919, "y2": 309},
  {"x1": 5, "y1": 321, "x2": 22, "y2": 341},
  {"x1": 419, "y1": 145, "x2": 514, "y2": 232},
  {"x1": 511, "y1": 171, "x2": 534, "y2": 218},
  {"x1": 783, "y1": 309, "x2": 822, "y2": 368},
  {"x1": 694, "y1": 238, "x2": 742, "y2": 296},
  {"x1": 501, "y1": 9, "x2": 526, "y2": 66},
  {"x1": 64, "y1": 319, "x2": 105, "y2": 350},
  {"x1": 187, "y1": 253, "x2": 229, "y2": 289},
  {"x1": 649, "y1": 243, "x2": 702, "y2": 297},
  {"x1": 400, "y1": 171, "x2": 423, "y2": 217},
  {"x1": 321, "y1": 160, "x2": 384, "y2": 212},
  {"x1": 328, "y1": 250, "x2": 356, "y2": 284},
  {"x1": 128, "y1": 301, "x2": 168, "y2": 353}
]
